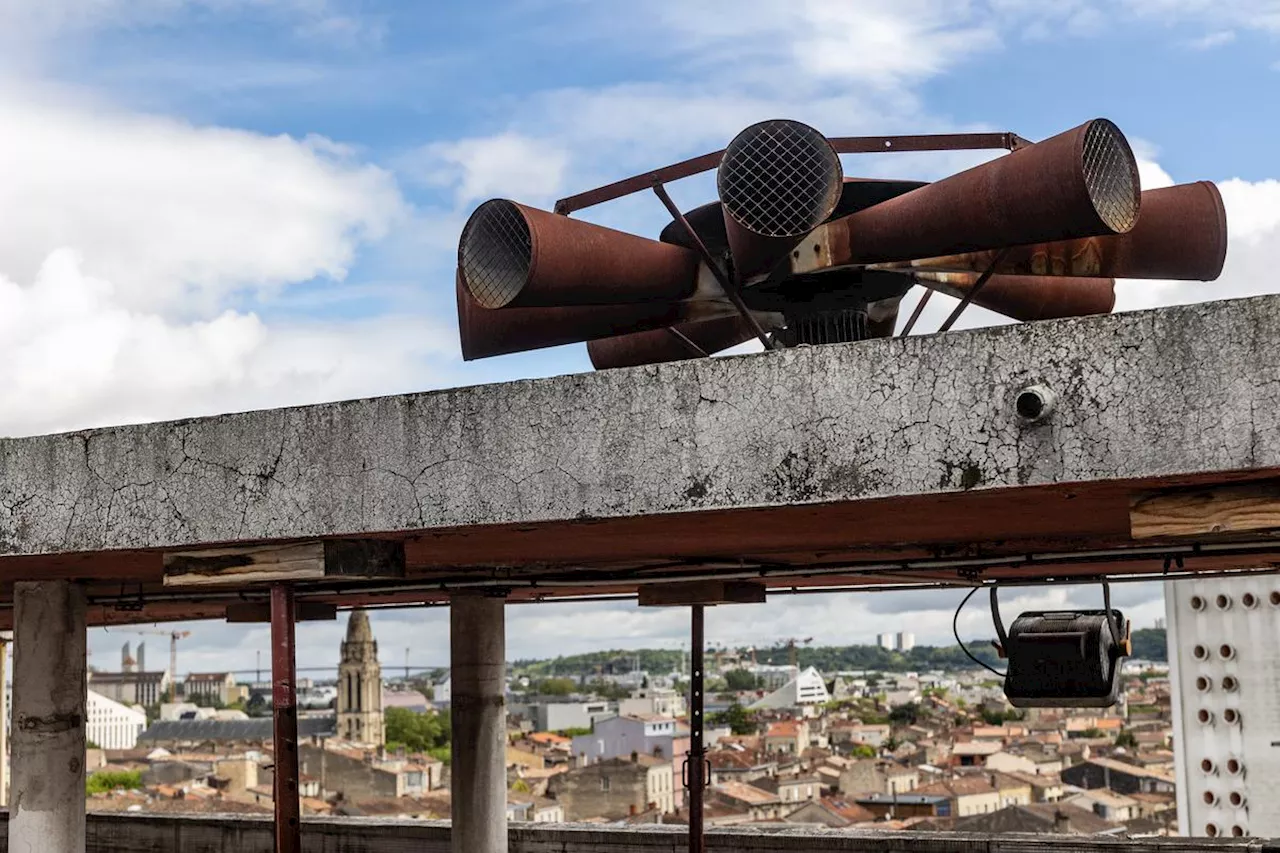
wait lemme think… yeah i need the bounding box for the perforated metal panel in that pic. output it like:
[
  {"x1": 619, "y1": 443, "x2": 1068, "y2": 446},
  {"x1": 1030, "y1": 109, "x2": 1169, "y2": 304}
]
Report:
[
  {"x1": 1082, "y1": 120, "x2": 1141, "y2": 234},
  {"x1": 1166, "y1": 576, "x2": 1280, "y2": 838},
  {"x1": 718, "y1": 120, "x2": 842, "y2": 238},
  {"x1": 459, "y1": 199, "x2": 533, "y2": 309}
]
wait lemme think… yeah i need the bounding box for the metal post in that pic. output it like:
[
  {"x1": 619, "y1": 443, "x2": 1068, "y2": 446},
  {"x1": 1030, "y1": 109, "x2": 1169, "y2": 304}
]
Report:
[
  {"x1": 687, "y1": 604, "x2": 706, "y2": 853},
  {"x1": 9, "y1": 581, "x2": 87, "y2": 853},
  {"x1": 0, "y1": 635, "x2": 9, "y2": 807},
  {"x1": 450, "y1": 592, "x2": 507, "y2": 853},
  {"x1": 270, "y1": 584, "x2": 301, "y2": 853}
]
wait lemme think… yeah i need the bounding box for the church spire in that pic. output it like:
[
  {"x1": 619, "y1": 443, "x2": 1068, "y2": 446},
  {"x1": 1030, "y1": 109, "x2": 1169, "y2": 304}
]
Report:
[{"x1": 337, "y1": 608, "x2": 384, "y2": 745}]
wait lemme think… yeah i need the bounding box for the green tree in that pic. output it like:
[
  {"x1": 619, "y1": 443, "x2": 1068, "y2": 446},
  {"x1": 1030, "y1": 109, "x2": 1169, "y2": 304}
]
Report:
[
  {"x1": 1116, "y1": 729, "x2": 1138, "y2": 749},
  {"x1": 850, "y1": 744, "x2": 876, "y2": 759},
  {"x1": 555, "y1": 727, "x2": 592, "y2": 738},
  {"x1": 888, "y1": 703, "x2": 919, "y2": 726},
  {"x1": 87, "y1": 770, "x2": 142, "y2": 795},
  {"x1": 723, "y1": 669, "x2": 760, "y2": 691},
  {"x1": 384, "y1": 707, "x2": 451, "y2": 760},
  {"x1": 709, "y1": 702, "x2": 756, "y2": 736},
  {"x1": 536, "y1": 677, "x2": 577, "y2": 697}
]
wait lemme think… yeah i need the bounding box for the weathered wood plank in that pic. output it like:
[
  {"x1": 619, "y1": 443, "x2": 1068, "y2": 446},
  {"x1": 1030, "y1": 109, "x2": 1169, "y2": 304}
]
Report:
[
  {"x1": 1131, "y1": 480, "x2": 1280, "y2": 539},
  {"x1": 163, "y1": 540, "x2": 404, "y2": 587},
  {"x1": 638, "y1": 580, "x2": 767, "y2": 607}
]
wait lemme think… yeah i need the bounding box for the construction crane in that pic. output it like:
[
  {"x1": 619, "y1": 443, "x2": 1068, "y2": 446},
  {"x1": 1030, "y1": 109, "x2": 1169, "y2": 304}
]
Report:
[
  {"x1": 128, "y1": 628, "x2": 191, "y2": 694},
  {"x1": 772, "y1": 637, "x2": 813, "y2": 670}
]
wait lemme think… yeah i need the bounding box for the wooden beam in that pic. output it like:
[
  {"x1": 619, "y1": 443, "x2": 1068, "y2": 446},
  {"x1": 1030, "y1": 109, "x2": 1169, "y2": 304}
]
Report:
[
  {"x1": 637, "y1": 580, "x2": 766, "y2": 607},
  {"x1": 162, "y1": 540, "x2": 404, "y2": 588},
  {"x1": 225, "y1": 602, "x2": 338, "y2": 623},
  {"x1": 1131, "y1": 480, "x2": 1280, "y2": 540}
]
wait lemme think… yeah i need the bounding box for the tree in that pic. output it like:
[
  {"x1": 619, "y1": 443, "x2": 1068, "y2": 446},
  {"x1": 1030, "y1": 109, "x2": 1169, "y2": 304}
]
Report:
[
  {"x1": 723, "y1": 669, "x2": 759, "y2": 691},
  {"x1": 850, "y1": 744, "x2": 876, "y2": 759},
  {"x1": 1116, "y1": 729, "x2": 1138, "y2": 749},
  {"x1": 556, "y1": 727, "x2": 592, "y2": 738},
  {"x1": 889, "y1": 703, "x2": 919, "y2": 726},
  {"x1": 709, "y1": 702, "x2": 755, "y2": 736},
  {"x1": 385, "y1": 707, "x2": 451, "y2": 761},
  {"x1": 86, "y1": 770, "x2": 142, "y2": 795},
  {"x1": 536, "y1": 677, "x2": 577, "y2": 697}
]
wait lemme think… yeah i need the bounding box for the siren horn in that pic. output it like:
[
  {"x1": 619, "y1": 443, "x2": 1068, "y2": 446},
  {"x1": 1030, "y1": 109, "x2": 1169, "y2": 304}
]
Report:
[
  {"x1": 877, "y1": 182, "x2": 1227, "y2": 282},
  {"x1": 458, "y1": 199, "x2": 703, "y2": 309},
  {"x1": 587, "y1": 314, "x2": 775, "y2": 371},
  {"x1": 912, "y1": 273, "x2": 1117, "y2": 321},
  {"x1": 791, "y1": 119, "x2": 1142, "y2": 274},
  {"x1": 717, "y1": 119, "x2": 844, "y2": 281}
]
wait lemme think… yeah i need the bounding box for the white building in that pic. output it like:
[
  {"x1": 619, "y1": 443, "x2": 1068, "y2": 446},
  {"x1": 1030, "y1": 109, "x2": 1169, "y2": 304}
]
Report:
[
  {"x1": 1166, "y1": 575, "x2": 1279, "y2": 839},
  {"x1": 570, "y1": 715, "x2": 680, "y2": 764},
  {"x1": 87, "y1": 689, "x2": 148, "y2": 750},
  {"x1": 619, "y1": 686, "x2": 685, "y2": 719},
  {"x1": 748, "y1": 666, "x2": 831, "y2": 714},
  {"x1": 751, "y1": 664, "x2": 798, "y2": 690},
  {"x1": 896, "y1": 632, "x2": 916, "y2": 651},
  {"x1": 877, "y1": 633, "x2": 895, "y2": 650}
]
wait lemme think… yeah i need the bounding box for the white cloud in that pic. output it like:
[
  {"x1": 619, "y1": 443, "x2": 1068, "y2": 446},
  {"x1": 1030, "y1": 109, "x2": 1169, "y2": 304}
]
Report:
[
  {"x1": 0, "y1": 248, "x2": 456, "y2": 438},
  {"x1": 0, "y1": 83, "x2": 404, "y2": 314},
  {"x1": 1116, "y1": 168, "x2": 1280, "y2": 312},
  {"x1": 403, "y1": 133, "x2": 572, "y2": 208},
  {"x1": 1184, "y1": 29, "x2": 1238, "y2": 49}
]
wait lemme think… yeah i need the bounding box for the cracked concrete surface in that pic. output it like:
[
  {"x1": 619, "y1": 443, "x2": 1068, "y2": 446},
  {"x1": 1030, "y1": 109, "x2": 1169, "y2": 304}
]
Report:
[{"x1": 2, "y1": 296, "x2": 1279, "y2": 560}]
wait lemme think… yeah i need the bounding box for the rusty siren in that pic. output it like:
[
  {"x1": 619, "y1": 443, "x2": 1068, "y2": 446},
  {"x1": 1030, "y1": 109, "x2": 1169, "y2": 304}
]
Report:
[
  {"x1": 717, "y1": 119, "x2": 844, "y2": 280},
  {"x1": 453, "y1": 116, "x2": 1226, "y2": 369},
  {"x1": 875, "y1": 181, "x2": 1228, "y2": 282}
]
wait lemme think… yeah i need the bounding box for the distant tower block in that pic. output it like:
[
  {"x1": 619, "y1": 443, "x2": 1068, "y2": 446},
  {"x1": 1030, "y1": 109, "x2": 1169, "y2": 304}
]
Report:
[
  {"x1": 877, "y1": 633, "x2": 895, "y2": 650},
  {"x1": 336, "y1": 609, "x2": 384, "y2": 746},
  {"x1": 897, "y1": 632, "x2": 915, "y2": 652},
  {"x1": 121, "y1": 642, "x2": 135, "y2": 673}
]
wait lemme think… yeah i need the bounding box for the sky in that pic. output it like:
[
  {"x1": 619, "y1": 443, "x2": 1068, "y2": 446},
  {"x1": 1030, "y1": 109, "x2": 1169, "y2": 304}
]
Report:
[{"x1": 1, "y1": 0, "x2": 1277, "y2": 676}]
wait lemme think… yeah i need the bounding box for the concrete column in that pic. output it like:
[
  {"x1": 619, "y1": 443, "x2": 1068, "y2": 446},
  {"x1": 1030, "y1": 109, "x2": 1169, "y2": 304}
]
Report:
[
  {"x1": 450, "y1": 592, "x2": 506, "y2": 853},
  {"x1": 9, "y1": 581, "x2": 87, "y2": 853}
]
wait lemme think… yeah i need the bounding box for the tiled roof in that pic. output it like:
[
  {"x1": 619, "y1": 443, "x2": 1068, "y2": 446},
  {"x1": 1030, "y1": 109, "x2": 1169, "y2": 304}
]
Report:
[{"x1": 713, "y1": 780, "x2": 781, "y2": 806}]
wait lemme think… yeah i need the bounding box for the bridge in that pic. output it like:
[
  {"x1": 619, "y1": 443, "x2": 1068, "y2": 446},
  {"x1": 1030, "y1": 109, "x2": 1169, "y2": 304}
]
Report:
[{"x1": 3, "y1": 294, "x2": 1279, "y2": 851}]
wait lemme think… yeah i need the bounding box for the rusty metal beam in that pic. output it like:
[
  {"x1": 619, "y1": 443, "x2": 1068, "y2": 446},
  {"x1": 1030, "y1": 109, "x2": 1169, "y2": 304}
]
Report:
[
  {"x1": 553, "y1": 132, "x2": 1028, "y2": 215},
  {"x1": 271, "y1": 583, "x2": 301, "y2": 853}
]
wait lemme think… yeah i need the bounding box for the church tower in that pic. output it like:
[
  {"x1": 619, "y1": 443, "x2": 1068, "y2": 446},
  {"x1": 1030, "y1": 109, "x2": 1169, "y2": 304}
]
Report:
[{"x1": 336, "y1": 609, "x2": 384, "y2": 745}]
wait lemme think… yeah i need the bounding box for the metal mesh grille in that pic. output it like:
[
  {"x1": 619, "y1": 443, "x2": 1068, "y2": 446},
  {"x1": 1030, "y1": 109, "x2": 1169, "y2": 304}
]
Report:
[
  {"x1": 1082, "y1": 120, "x2": 1141, "y2": 234},
  {"x1": 459, "y1": 199, "x2": 533, "y2": 309},
  {"x1": 718, "y1": 120, "x2": 842, "y2": 238},
  {"x1": 779, "y1": 308, "x2": 868, "y2": 347}
]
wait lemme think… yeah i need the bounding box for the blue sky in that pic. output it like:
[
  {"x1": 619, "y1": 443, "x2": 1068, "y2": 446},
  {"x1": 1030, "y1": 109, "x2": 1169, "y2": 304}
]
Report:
[{"x1": 1, "y1": 0, "x2": 1277, "y2": 673}]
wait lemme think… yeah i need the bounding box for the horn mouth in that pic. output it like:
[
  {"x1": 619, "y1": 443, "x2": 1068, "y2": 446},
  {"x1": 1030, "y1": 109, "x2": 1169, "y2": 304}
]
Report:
[
  {"x1": 459, "y1": 199, "x2": 533, "y2": 309},
  {"x1": 1082, "y1": 119, "x2": 1141, "y2": 234},
  {"x1": 717, "y1": 119, "x2": 843, "y2": 238}
]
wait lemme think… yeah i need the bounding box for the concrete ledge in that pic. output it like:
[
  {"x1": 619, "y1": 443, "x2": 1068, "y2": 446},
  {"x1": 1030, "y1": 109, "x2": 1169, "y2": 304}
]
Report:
[
  {"x1": 2, "y1": 296, "x2": 1280, "y2": 588},
  {"x1": 32, "y1": 813, "x2": 1263, "y2": 852}
]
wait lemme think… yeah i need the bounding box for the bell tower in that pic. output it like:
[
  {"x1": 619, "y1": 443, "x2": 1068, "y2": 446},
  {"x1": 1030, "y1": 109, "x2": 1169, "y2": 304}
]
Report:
[{"x1": 336, "y1": 609, "x2": 384, "y2": 745}]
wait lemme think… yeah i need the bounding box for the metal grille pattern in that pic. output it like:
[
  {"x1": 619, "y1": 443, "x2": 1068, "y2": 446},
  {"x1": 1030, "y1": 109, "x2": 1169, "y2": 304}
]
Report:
[
  {"x1": 718, "y1": 120, "x2": 842, "y2": 238},
  {"x1": 1082, "y1": 120, "x2": 1141, "y2": 234},
  {"x1": 459, "y1": 199, "x2": 533, "y2": 309},
  {"x1": 779, "y1": 308, "x2": 868, "y2": 347}
]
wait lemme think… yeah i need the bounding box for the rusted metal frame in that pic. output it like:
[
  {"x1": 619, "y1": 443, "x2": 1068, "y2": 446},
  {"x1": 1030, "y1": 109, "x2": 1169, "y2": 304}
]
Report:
[
  {"x1": 828, "y1": 132, "x2": 1030, "y2": 155},
  {"x1": 650, "y1": 181, "x2": 774, "y2": 351},
  {"x1": 898, "y1": 288, "x2": 934, "y2": 337},
  {"x1": 686, "y1": 603, "x2": 707, "y2": 853},
  {"x1": 937, "y1": 250, "x2": 1010, "y2": 333},
  {"x1": 271, "y1": 583, "x2": 302, "y2": 853},
  {"x1": 554, "y1": 133, "x2": 1026, "y2": 215},
  {"x1": 665, "y1": 327, "x2": 709, "y2": 358}
]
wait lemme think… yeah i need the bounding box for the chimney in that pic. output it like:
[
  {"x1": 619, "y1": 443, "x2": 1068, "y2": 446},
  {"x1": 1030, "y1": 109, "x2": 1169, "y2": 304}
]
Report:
[
  {"x1": 1054, "y1": 809, "x2": 1070, "y2": 834},
  {"x1": 629, "y1": 804, "x2": 637, "y2": 815},
  {"x1": 630, "y1": 750, "x2": 638, "y2": 763}
]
